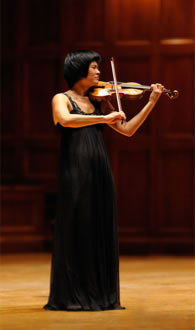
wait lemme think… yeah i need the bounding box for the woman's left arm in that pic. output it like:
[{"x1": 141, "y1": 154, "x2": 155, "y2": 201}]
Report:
[{"x1": 107, "y1": 83, "x2": 164, "y2": 137}]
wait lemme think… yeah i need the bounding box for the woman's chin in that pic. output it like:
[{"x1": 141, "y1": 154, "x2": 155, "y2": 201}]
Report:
[{"x1": 93, "y1": 79, "x2": 99, "y2": 85}]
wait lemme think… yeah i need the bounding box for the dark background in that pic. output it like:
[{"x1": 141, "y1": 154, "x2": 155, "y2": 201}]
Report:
[{"x1": 1, "y1": 0, "x2": 194, "y2": 254}]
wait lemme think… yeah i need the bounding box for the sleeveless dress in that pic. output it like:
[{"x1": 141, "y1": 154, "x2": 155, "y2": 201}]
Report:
[{"x1": 43, "y1": 94, "x2": 124, "y2": 311}]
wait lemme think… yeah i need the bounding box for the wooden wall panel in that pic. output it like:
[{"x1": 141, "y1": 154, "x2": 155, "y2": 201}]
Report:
[
  {"x1": 1, "y1": 144, "x2": 16, "y2": 178},
  {"x1": 1, "y1": 0, "x2": 17, "y2": 49},
  {"x1": 159, "y1": 55, "x2": 194, "y2": 134},
  {"x1": 68, "y1": 0, "x2": 105, "y2": 43},
  {"x1": 25, "y1": 146, "x2": 58, "y2": 180},
  {"x1": 1, "y1": 62, "x2": 17, "y2": 136},
  {"x1": 117, "y1": 150, "x2": 150, "y2": 230},
  {"x1": 112, "y1": 0, "x2": 155, "y2": 41},
  {"x1": 116, "y1": 56, "x2": 151, "y2": 89},
  {"x1": 27, "y1": 59, "x2": 60, "y2": 136},
  {"x1": 0, "y1": 186, "x2": 45, "y2": 252},
  {"x1": 158, "y1": 150, "x2": 194, "y2": 232},
  {"x1": 27, "y1": 0, "x2": 59, "y2": 46},
  {"x1": 160, "y1": 0, "x2": 194, "y2": 39}
]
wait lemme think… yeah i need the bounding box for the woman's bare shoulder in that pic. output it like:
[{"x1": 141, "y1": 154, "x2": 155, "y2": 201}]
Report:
[
  {"x1": 52, "y1": 93, "x2": 68, "y2": 103},
  {"x1": 52, "y1": 93, "x2": 72, "y2": 110}
]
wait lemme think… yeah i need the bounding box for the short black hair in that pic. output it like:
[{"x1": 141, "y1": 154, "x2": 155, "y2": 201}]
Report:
[{"x1": 64, "y1": 50, "x2": 101, "y2": 88}]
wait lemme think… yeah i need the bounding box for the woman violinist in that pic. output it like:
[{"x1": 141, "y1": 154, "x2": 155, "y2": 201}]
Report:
[{"x1": 43, "y1": 50, "x2": 164, "y2": 311}]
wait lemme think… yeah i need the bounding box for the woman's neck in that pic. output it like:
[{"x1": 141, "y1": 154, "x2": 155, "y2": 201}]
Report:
[{"x1": 70, "y1": 81, "x2": 90, "y2": 97}]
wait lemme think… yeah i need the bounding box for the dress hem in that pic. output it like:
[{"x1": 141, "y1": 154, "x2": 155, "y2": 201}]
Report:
[{"x1": 43, "y1": 303, "x2": 125, "y2": 312}]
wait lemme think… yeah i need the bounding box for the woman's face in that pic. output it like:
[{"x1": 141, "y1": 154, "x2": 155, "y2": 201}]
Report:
[{"x1": 87, "y1": 61, "x2": 100, "y2": 85}]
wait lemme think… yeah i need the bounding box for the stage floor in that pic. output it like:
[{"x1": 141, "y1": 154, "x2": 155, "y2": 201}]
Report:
[{"x1": 0, "y1": 254, "x2": 194, "y2": 330}]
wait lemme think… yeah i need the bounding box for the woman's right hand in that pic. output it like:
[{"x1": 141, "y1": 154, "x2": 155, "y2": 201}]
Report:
[{"x1": 104, "y1": 111, "x2": 126, "y2": 124}]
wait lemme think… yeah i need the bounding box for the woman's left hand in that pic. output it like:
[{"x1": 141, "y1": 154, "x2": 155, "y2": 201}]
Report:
[{"x1": 149, "y1": 83, "x2": 164, "y2": 104}]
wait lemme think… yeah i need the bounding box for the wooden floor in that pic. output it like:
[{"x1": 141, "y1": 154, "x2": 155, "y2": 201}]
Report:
[{"x1": 0, "y1": 254, "x2": 194, "y2": 330}]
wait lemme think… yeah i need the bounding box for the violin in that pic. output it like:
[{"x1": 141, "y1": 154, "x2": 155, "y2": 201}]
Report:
[
  {"x1": 90, "y1": 57, "x2": 179, "y2": 103},
  {"x1": 90, "y1": 80, "x2": 179, "y2": 101},
  {"x1": 91, "y1": 57, "x2": 179, "y2": 126}
]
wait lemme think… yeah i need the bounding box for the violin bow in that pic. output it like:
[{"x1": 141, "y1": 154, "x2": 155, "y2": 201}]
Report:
[{"x1": 110, "y1": 57, "x2": 124, "y2": 124}]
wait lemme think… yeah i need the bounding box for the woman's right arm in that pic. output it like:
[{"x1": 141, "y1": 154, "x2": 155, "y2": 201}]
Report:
[{"x1": 52, "y1": 94, "x2": 125, "y2": 128}]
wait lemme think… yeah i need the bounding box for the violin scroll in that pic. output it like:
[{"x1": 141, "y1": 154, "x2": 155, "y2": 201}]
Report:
[{"x1": 166, "y1": 89, "x2": 179, "y2": 99}]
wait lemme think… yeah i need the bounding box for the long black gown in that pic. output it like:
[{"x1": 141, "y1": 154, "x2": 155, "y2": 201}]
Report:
[{"x1": 43, "y1": 94, "x2": 124, "y2": 311}]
